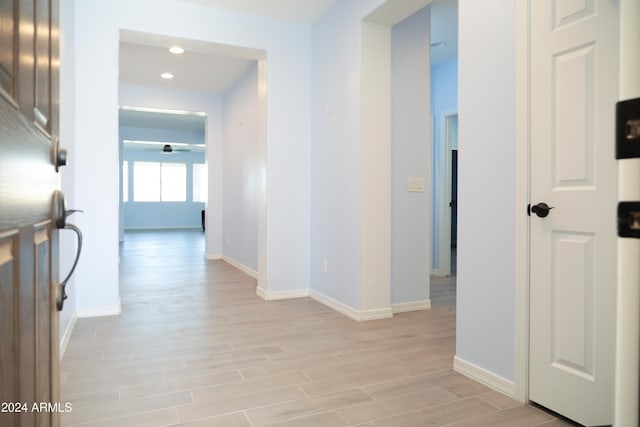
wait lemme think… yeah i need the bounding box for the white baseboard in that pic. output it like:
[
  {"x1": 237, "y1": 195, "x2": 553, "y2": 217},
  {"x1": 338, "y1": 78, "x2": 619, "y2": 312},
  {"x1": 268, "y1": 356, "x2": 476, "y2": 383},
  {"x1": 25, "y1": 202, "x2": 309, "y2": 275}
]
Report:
[
  {"x1": 310, "y1": 290, "x2": 360, "y2": 320},
  {"x1": 59, "y1": 313, "x2": 77, "y2": 361},
  {"x1": 360, "y1": 306, "x2": 394, "y2": 320},
  {"x1": 222, "y1": 256, "x2": 258, "y2": 279},
  {"x1": 124, "y1": 226, "x2": 202, "y2": 231},
  {"x1": 392, "y1": 299, "x2": 431, "y2": 313},
  {"x1": 254, "y1": 287, "x2": 393, "y2": 321},
  {"x1": 76, "y1": 299, "x2": 121, "y2": 318},
  {"x1": 206, "y1": 253, "x2": 223, "y2": 260},
  {"x1": 253, "y1": 286, "x2": 394, "y2": 322},
  {"x1": 453, "y1": 355, "x2": 516, "y2": 399},
  {"x1": 256, "y1": 287, "x2": 310, "y2": 300},
  {"x1": 310, "y1": 290, "x2": 393, "y2": 321}
]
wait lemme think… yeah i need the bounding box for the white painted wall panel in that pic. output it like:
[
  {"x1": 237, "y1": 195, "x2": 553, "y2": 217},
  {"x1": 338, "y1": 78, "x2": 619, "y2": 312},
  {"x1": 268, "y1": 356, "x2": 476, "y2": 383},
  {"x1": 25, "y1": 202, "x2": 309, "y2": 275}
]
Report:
[
  {"x1": 223, "y1": 63, "x2": 259, "y2": 272},
  {"x1": 361, "y1": 21, "x2": 392, "y2": 312},
  {"x1": 310, "y1": 0, "x2": 429, "y2": 312},
  {"x1": 390, "y1": 7, "x2": 431, "y2": 306},
  {"x1": 310, "y1": 1, "x2": 375, "y2": 309},
  {"x1": 72, "y1": 0, "x2": 121, "y2": 315},
  {"x1": 456, "y1": 0, "x2": 517, "y2": 381}
]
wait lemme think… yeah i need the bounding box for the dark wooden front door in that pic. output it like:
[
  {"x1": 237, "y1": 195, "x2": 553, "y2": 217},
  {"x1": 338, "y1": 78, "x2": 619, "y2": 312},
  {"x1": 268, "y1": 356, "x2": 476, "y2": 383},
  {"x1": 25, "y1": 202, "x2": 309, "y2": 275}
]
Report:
[{"x1": 0, "y1": 0, "x2": 62, "y2": 426}]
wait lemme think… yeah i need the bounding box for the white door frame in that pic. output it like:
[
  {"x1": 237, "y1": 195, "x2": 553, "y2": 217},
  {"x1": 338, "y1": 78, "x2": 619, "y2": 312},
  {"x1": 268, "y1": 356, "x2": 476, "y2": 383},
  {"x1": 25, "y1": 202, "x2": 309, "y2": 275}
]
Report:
[
  {"x1": 513, "y1": 0, "x2": 531, "y2": 403},
  {"x1": 436, "y1": 110, "x2": 458, "y2": 277},
  {"x1": 615, "y1": 0, "x2": 640, "y2": 424}
]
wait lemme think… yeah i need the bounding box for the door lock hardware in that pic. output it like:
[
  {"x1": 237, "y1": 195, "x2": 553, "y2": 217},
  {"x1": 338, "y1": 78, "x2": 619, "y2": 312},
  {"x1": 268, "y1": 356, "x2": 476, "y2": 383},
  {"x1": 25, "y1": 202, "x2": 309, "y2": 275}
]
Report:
[
  {"x1": 617, "y1": 202, "x2": 640, "y2": 238},
  {"x1": 51, "y1": 137, "x2": 67, "y2": 172},
  {"x1": 616, "y1": 97, "x2": 640, "y2": 159},
  {"x1": 528, "y1": 202, "x2": 554, "y2": 218}
]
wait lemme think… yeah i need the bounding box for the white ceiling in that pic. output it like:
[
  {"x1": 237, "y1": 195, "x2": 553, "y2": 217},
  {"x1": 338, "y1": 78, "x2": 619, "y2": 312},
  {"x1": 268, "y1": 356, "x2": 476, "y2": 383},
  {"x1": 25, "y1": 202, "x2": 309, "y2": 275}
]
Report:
[
  {"x1": 119, "y1": 41, "x2": 257, "y2": 94},
  {"x1": 119, "y1": 108, "x2": 206, "y2": 132},
  {"x1": 175, "y1": 0, "x2": 341, "y2": 25},
  {"x1": 119, "y1": 0, "x2": 457, "y2": 96},
  {"x1": 430, "y1": 0, "x2": 458, "y2": 65},
  {"x1": 119, "y1": 0, "x2": 457, "y2": 136}
]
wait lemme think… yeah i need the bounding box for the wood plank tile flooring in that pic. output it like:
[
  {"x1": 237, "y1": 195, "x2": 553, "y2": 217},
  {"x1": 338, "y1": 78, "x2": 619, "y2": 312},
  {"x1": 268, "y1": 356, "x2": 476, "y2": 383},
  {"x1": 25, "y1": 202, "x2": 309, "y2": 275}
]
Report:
[{"x1": 60, "y1": 230, "x2": 574, "y2": 426}]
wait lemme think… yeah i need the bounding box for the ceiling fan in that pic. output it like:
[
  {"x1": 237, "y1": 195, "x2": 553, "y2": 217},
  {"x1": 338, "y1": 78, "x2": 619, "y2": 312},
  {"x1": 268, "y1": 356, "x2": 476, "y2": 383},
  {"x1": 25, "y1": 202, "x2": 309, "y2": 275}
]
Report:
[
  {"x1": 161, "y1": 144, "x2": 191, "y2": 154},
  {"x1": 122, "y1": 139, "x2": 204, "y2": 153}
]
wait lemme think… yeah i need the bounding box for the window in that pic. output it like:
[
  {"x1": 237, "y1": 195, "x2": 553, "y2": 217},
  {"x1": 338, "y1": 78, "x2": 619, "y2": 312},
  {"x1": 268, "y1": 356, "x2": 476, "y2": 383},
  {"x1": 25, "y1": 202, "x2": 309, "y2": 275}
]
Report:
[
  {"x1": 193, "y1": 163, "x2": 208, "y2": 203},
  {"x1": 133, "y1": 162, "x2": 160, "y2": 201},
  {"x1": 133, "y1": 161, "x2": 187, "y2": 202},
  {"x1": 161, "y1": 163, "x2": 187, "y2": 201}
]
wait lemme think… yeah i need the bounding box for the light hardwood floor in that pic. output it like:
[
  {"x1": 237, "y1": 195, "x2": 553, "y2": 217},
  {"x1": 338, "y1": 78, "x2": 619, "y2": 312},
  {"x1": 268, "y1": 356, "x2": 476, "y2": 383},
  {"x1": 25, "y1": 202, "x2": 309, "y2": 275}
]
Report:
[{"x1": 60, "y1": 230, "x2": 574, "y2": 426}]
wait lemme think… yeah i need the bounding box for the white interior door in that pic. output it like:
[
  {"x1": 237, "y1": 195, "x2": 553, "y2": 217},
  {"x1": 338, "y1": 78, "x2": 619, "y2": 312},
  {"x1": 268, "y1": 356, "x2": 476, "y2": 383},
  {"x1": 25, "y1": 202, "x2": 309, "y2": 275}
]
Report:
[{"x1": 529, "y1": 1, "x2": 618, "y2": 425}]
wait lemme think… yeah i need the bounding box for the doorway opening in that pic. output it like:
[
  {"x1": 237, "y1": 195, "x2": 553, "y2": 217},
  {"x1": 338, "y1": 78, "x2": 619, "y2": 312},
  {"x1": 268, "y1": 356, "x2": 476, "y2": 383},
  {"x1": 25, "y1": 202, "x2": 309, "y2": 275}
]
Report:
[
  {"x1": 431, "y1": 112, "x2": 458, "y2": 308},
  {"x1": 429, "y1": 0, "x2": 458, "y2": 283},
  {"x1": 446, "y1": 113, "x2": 458, "y2": 277},
  {"x1": 427, "y1": 0, "x2": 458, "y2": 308},
  {"x1": 117, "y1": 31, "x2": 267, "y2": 295},
  {"x1": 118, "y1": 107, "x2": 208, "y2": 238},
  {"x1": 450, "y1": 146, "x2": 458, "y2": 274},
  {"x1": 435, "y1": 111, "x2": 458, "y2": 278}
]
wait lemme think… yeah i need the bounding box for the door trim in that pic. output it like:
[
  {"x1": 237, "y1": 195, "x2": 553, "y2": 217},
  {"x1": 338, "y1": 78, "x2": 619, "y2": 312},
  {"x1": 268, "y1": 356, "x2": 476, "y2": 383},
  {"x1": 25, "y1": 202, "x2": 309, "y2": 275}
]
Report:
[
  {"x1": 514, "y1": 0, "x2": 531, "y2": 403},
  {"x1": 615, "y1": 0, "x2": 640, "y2": 423}
]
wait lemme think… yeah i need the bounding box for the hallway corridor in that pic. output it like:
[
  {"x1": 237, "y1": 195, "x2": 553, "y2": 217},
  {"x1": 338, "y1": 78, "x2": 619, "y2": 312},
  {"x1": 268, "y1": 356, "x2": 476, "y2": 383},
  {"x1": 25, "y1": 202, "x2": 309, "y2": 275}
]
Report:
[{"x1": 60, "y1": 230, "x2": 572, "y2": 426}]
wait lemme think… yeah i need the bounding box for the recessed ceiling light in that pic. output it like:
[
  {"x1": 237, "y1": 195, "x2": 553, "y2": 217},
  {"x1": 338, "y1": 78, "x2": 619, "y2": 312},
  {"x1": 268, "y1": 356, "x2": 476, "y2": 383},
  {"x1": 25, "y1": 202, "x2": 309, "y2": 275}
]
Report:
[
  {"x1": 169, "y1": 46, "x2": 184, "y2": 54},
  {"x1": 160, "y1": 72, "x2": 174, "y2": 79}
]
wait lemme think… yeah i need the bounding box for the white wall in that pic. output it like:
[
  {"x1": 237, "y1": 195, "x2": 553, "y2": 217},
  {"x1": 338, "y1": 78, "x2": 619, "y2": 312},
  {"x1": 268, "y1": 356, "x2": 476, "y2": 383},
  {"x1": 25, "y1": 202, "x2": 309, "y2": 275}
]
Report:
[
  {"x1": 69, "y1": 0, "x2": 120, "y2": 317},
  {"x1": 222, "y1": 63, "x2": 259, "y2": 273},
  {"x1": 456, "y1": 0, "x2": 517, "y2": 381},
  {"x1": 360, "y1": 20, "x2": 392, "y2": 315},
  {"x1": 310, "y1": 0, "x2": 434, "y2": 318},
  {"x1": 310, "y1": 0, "x2": 396, "y2": 313},
  {"x1": 124, "y1": 201, "x2": 205, "y2": 229},
  {"x1": 390, "y1": 7, "x2": 431, "y2": 307},
  {"x1": 63, "y1": 0, "x2": 311, "y2": 316},
  {"x1": 120, "y1": 125, "x2": 205, "y2": 146},
  {"x1": 311, "y1": 0, "x2": 376, "y2": 309}
]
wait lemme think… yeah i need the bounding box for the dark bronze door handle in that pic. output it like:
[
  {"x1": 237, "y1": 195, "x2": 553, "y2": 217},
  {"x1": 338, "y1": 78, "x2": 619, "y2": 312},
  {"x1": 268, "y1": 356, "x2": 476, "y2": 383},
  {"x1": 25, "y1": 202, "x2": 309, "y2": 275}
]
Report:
[
  {"x1": 530, "y1": 202, "x2": 554, "y2": 218},
  {"x1": 52, "y1": 190, "x2": 83, "y2": 311}
]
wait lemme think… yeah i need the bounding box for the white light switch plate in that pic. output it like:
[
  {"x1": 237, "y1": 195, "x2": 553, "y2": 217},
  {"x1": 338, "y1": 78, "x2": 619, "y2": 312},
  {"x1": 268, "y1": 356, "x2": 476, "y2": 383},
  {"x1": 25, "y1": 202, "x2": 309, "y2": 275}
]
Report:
[{"x1": 408, "y1": 176, "x2": 425, "y2": 192}]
